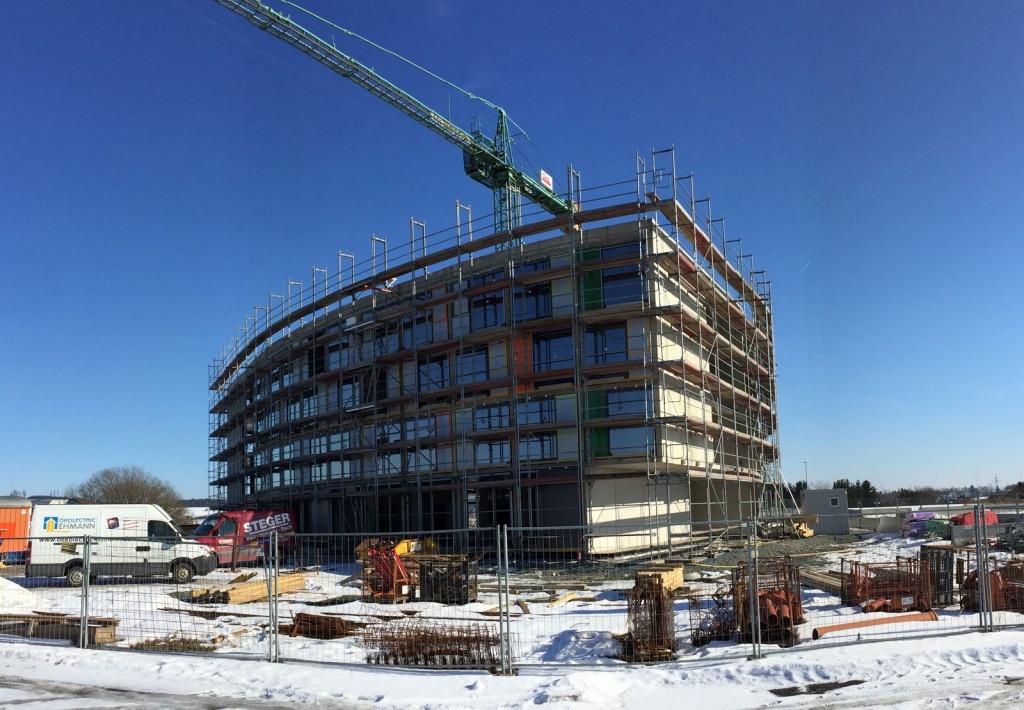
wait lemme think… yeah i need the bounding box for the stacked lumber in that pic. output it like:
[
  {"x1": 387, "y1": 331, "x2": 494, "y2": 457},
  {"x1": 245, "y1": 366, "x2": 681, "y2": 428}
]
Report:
[
  {"x1": 800, "y1": 568, "x2": 845, "y2": 597},
  {"x1": 279, "y1": 612, "x2": 365, "y2": 639},
  {"x1": 0, "y1": 612, "x2": 119, "y2": 644},
  {"x1": 185, "y1": 573, "x2": 307, "y2": 604},
  {"x1": 637, "y1": 562, "x2": 686, "y2": 592}
]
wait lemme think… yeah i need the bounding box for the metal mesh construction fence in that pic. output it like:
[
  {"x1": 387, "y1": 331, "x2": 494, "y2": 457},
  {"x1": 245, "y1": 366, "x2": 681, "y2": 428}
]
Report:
[{"x1": 2, "y1": 506, "x2": 1022, "y2": 670}]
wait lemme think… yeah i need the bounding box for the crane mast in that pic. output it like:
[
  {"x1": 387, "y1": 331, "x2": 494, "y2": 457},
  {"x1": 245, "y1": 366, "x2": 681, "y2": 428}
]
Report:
[{"x1": 210, "y1": 0, "x2": 570, "y2": 232}]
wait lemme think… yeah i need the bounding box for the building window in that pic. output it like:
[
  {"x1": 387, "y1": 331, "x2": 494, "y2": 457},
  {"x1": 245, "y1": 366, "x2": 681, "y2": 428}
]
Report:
[
  {"x1": 402, "y1": 313, "x2": 433, "y2": 349},
  {"x1": 601, "y1": 264, "x2": 644, "y2": 306},
  {"x1": 374, "y1": 327, "x2": 398, "y2": 355},
  {"x1": 341, "y1": 455, "x2": 364, "y2": 479},
  {"x1": 340, "y1": 378, "x2": 361, "y2": 409},
  {"x1": 475, "y1": 440, "x2": 510, "y2": 465},
  {"x1": 584, "y1": 324, "x2": 629, "y2": 364},
  {"x1": 407, "y1": 447, "x2": 437, "y2": 472},
  {"x1": 339, "y1": 335, "x2": 358, "y2": 367},
  {"x1": 589, "y1": 426, "x2": 651, "y2": 457},
  {"x1": 456, "y1": 348, "x2": 489, "y2": 384},
  {"x1": 475, "y1": 403, "x2": 510, "y2": 431},
  {"x1": 519, "y1": 431, "x2": 557, "y2": 461},
  {"x1": 417, "y1": 355, "x2": 449, "y2": 392},
  {"x1": 518, "y1": 258, "x2": 550, "y2": 274},
  {"x1": 405, "y1": 416, "x2": 437, "y2": 439},
  {"x1": 603, "y1": 242, "x2": 640, "y2": 258},
  {"x1": 471, "y1": 291, "x2": 505, "y2": 330},
  {"x1": 587, "y1": 388, "x2": 649, "y2": 418},
  {"x1": 830, "y1": 497, "x2": 840, "y2": 507},
  {"x1": 609, "y1": 426, "x2": 650, "y2": 455},
  {"x1": 533, "y1": 329, "x2": 574, "y2": 371},
  {"x1": 300, "y1": 389, "x2": 319, "y2": 418},
  {"x1": 608, "y1": 388, "x2": 649, "y2": 416},
  {"x1": 517, "y1": 397, "x2": 556, "y2": 425},
  {"x1": 469, "y1": 269, "x2": 503, "y2": 287},
  {"x1": 376, "y1": 421, "x2": 402, "y2": 445},
  {"x1": 306, "y1": 346, "x2": 326, "y2": 377},
  {"x1": 514, "y1": 283, "x2": 552, "y2": 321}
]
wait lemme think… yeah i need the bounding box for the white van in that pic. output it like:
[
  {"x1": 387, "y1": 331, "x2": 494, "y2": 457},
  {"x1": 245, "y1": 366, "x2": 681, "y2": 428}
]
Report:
[{"x1": 25, "y1": 504, "x2": 218, "y2": 586}]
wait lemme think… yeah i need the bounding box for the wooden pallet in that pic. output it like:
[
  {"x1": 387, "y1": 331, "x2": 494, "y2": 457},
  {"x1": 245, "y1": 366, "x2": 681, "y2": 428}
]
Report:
[{"x1": 0, "y1": 612, "x2": 119, "y2": 644}]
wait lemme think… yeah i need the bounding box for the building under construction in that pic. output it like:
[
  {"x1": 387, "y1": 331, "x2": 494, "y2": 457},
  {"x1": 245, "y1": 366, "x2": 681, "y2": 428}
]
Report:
[{"x1": 208, "y1": 152, "x2": 786, "y2": 553}]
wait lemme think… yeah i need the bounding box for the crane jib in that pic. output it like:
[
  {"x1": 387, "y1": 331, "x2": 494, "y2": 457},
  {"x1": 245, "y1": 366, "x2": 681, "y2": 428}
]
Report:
[{"x1": 211, "y1": 0, "x2": 571, "y2": 227}]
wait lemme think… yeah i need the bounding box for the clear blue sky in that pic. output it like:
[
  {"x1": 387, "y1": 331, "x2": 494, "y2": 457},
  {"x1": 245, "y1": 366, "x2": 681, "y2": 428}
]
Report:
[{"x1": 2, "y1": 1, "x2": 1022, "y2": 498}]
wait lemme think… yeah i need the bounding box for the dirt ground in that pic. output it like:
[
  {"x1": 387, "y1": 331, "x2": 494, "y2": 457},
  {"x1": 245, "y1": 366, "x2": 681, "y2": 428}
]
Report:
[{"x1": 707, "y1": 533, "x2": 867, "y2": 570}]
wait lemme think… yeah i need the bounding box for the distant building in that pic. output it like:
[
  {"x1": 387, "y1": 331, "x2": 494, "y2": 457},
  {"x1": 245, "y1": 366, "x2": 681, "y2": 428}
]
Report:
[{"x1": 208, "y1": 160, "x2": 785, "y2": 552}]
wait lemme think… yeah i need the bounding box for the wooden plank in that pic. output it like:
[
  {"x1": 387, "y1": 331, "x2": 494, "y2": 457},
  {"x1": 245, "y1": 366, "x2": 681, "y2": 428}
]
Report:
[
  {"x1": 547, "y1": 591, "x2": 578, "y2": 607},
  {"x1": 185, "y1": 573, "x2": 308, "y2": 604},
  {"x1": 800, "y1": 569, "x2": 845, "y2": 597},
  {"x1": 228, "y1": 572, "x2": 258, "y2": 584},
  {"x1": 515, "y1": 599, "x2": 531, "y2": 614}
]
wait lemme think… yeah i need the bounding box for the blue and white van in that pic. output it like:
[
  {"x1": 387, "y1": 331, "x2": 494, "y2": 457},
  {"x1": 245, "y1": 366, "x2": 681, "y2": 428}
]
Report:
[{"x1": 25, "y1": 503, "x2": 217, "y2": 586}]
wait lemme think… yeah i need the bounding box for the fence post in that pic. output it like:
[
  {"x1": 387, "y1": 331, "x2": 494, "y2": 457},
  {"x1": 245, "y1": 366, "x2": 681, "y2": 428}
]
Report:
[
  {"x1": 80, "y1": 535, "x2": 91, "y2": 649},
  {"x1": 746, "y1": 518, "x2": 762, "y2": 660},
  {"x1": 496, "y1": 525, "x2": 514, "y2": 675},
  {"x1": 973, "y1": 504, "x2": 991, "y2": 632},
  {"x1": 265, "y1": 531, "x2": 280, "y2": 661},
  {"x1": 981, "y1": 504, "x2": 994, "y2": 632}
]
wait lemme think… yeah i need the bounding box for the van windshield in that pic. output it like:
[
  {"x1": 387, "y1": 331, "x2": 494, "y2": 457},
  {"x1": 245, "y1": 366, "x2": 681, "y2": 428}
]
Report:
[{"x1": 192, "y1": 515, "x2": 221, "y2": 536}]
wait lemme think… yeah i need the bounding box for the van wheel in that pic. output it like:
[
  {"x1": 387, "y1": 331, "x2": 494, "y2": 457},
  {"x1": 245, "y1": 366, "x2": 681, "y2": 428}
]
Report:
[
  {"x1": 66, "y1": 565, "x2": 85, "y2": 587},
  {"x1": 171, "y1": 562, "x2": 194, "y2": 585}
]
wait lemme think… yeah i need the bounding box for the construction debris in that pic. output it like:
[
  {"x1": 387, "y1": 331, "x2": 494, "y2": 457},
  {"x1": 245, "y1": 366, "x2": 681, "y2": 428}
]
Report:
[
  {"x1": 688, "y1": 584, "x2": 735, "y2": 647},
  {"x1": 131, "y1": 637, "x2": 217, "y2": 653},
  {"x1": 361, "y1": 620, "x2": 502, "y2": 669},
  {"x1": 961, "y1": 558, "x2": 1024, "y2": 612},
  {"x1": 622, "y1": 573, "x2": 675, "y2": 662},
  {"x1": 919, "y1": 543, "x2": 961, "y2": 607},
  {"x1": 734, "y1": 558, "x2": 804, "y2": 646},
  {"x1": 0, "y1": 612, "x2": 119, "y2": 645},
  {"x1": 359, "y1": 539, "x2": 418, "y2": 603},
  {"x1": 158, "y1": 607, "x2": 263, "y2": 620},
  {"x1": 842, "y1": 559, "x2": 931, "y2": 613},
  {"x1": 416, "y1": 555, "x2": 479, "y2": 604},
  {"x1": 280, "y1": 612, "x2": 366, "y2": 639},
  {"x1": 184, "y1": 572, "x2": 308, "y2": 604}
]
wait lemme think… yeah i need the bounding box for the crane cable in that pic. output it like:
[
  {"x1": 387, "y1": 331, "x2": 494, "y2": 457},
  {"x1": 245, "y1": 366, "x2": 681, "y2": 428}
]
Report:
[{"x1": 277, "y1": 0, "x2": 533, "y2": 143}]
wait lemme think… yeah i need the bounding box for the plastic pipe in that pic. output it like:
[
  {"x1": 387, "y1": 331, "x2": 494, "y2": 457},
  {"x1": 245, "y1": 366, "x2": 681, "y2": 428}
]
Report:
[{"x1": 812, "y1": 611, "x2": 938, "y2": 640}]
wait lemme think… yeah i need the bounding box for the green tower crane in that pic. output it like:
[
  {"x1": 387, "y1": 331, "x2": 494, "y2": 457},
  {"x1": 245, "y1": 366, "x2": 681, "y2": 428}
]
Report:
[{"x1": 209, "y1": 0, "x2": 571, "y2": 233}]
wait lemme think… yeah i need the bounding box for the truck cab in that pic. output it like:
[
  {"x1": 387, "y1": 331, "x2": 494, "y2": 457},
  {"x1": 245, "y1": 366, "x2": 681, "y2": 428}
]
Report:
[{"x1": 190, "y1": 509, "x2": 295, "y2": 565}]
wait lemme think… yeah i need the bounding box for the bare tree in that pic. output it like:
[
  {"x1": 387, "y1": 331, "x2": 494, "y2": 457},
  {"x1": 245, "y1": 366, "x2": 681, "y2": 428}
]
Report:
[{"x1": 66, "y1": 465, "x2": 187, "y2": 524}]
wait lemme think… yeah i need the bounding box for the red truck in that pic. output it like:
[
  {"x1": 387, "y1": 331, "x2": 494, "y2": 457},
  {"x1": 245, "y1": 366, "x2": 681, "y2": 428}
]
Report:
[{"x1": 190, "y1": 509, "x2": 296, "y2": 565}]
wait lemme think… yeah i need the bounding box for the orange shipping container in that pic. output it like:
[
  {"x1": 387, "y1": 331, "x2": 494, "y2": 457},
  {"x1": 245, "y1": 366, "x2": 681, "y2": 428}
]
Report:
[{"x1": 0, "y1": 497, "x2": 32, "y2": 559}]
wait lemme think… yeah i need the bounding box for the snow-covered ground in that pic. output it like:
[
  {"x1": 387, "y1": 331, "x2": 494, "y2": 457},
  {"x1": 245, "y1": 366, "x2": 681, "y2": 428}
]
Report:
[
  {"x1": 4, "y1": 628, "x2": 1024, "y2": 708},
  {"x1": 2, "y1": 533, "x2": 1023, "y2": 708}
]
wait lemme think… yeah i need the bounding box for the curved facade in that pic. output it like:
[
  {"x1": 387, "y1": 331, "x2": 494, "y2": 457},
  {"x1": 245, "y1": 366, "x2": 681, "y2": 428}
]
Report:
[{"x1": 209, "y1": 168, "x2": 781, "y2": 550}]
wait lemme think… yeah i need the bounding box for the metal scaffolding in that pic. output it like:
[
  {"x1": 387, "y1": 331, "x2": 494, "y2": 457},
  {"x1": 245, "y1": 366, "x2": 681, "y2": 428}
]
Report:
[{"x1": 208, "y1": 150, "x2": 788, "y2": 554}]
